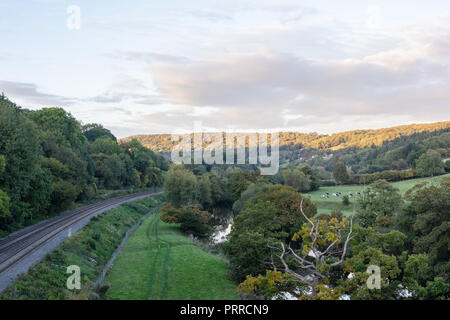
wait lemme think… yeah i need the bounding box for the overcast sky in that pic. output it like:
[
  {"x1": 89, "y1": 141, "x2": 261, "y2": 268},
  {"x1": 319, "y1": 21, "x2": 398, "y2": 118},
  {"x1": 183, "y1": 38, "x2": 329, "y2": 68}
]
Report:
[{"x1": 1, "y1": 0, "x2": 449, "y2": 137}]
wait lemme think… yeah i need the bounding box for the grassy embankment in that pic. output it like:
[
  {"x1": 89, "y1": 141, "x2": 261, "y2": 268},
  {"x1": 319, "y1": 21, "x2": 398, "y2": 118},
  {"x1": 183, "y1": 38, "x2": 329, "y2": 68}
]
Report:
[
  {"x1": 306, "y1": 173, "x2": 450, "y2": 216},
  {"x1": 104, "y1": 210, "x2": 239, "y2": 300},
  {"x1": 0, "y1": 194, "x2": 165, "y2": 300}
]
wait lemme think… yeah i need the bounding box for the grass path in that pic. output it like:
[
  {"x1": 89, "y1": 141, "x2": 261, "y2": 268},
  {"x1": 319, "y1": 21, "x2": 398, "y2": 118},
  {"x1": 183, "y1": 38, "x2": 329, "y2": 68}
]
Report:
[
  {"x1": 305, "y1": 173, "x2": 449, "y2": 216},
  {"x1": 104, "y1": 209, "x2": 239, "y2": 300}
]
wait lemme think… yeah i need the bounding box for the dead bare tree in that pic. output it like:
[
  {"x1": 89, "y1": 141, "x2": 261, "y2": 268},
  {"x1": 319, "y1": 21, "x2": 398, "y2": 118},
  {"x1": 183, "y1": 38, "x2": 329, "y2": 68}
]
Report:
[{"x1": 268, "y1": 198, "x2": 355, "y2": 297}]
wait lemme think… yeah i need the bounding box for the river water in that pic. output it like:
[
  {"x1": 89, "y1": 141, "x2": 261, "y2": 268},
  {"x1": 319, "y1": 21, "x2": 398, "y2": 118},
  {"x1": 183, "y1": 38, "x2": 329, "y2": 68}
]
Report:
[{"x1": 210, "y1": 208, "x2": 234, "y2": 244}]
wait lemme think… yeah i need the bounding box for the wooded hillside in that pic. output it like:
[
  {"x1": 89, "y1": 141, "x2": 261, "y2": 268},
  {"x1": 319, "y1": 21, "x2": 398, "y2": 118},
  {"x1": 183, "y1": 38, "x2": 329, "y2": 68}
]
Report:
[{"x1": 121, "y1": 121, "x2": 450, "y2": 153}]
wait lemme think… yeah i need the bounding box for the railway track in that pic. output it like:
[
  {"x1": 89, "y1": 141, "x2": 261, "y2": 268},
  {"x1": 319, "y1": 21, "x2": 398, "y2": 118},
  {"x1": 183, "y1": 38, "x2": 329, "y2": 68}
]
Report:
[{"x1": 0, "y1": 190, "x2": 162, "y2": 275}]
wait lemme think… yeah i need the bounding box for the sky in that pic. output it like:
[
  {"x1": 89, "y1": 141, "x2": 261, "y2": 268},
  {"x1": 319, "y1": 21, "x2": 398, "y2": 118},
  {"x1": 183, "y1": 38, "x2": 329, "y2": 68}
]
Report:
[{"x1": 0, "y1": 0, "x2": 449, "y2": 138}]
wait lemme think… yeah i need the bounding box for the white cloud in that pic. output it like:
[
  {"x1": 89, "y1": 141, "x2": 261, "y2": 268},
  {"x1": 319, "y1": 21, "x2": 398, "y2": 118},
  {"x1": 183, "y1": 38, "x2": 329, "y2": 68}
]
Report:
[
  {"x1": 1, "y1": 1, "x2": 450, "y2": 137},
  {"x1": 0, "y1": 80, "x2": 75, "y2": 107},
  {"x1": 149, "y1": 47, "x2": 449, "y2": 118}
]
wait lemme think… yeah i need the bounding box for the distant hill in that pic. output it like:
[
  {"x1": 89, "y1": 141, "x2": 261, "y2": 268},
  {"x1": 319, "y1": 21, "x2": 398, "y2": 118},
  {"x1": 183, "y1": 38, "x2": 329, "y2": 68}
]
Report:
[{"x1": 120, "y1": 121, "x2": 450, "y2": 153}]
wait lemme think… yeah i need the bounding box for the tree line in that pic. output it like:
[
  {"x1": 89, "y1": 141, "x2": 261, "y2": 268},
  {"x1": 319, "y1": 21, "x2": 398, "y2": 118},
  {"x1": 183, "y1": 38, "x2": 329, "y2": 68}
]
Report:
[
  {"x1": 306, "y1": 128, "x2": 450, "y2": 183},
  {"x1": 122, "y1": 121, "x2": 450, "y2": 154},
  {"x1": 0, "y1": 96, "x2": 168, "y2": 236}
]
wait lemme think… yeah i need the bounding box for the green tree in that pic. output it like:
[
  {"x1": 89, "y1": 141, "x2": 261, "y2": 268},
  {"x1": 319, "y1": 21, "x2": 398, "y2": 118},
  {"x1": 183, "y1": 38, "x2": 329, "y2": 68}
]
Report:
[
  {"x1": 103, "y1": 154, "x2": 125, "y2": 188},
  {"x1": 225, "y1": 231, "x2": 270, "y2": 282},
  {"x1": 41, "y1": 157, "x2": 71, "y2": 180},
  {"x1": 29, "y1": 107, "x2": 86, "y2": 152},
  {"x1": 281, "y1": 168, "x2": 311, "y2": 192},
  {"x1": 238, "y1": 270, "x2": 299, "y2": 299},
  {"x1": 121, "y1": 138, "x2": 168, "y2": 173},
  {"x1": 230, "y1": 170, "x2": 259, "y2": 202},
  {"x1": 232, "y1": 182, "x2": 271, "y2": 214},
  {"x1": 333, "y1": 162, "x2": 349, "y2": 184},
  {"x1": 145, "y1": 166, "x2": 163, "y2": 187},
  {"x1": 424, "y1": 277, "x2": 449, "y2": 300},
  {"x1": 445, "y1": 160, "x2": 450, "y2": 172},
  {"x1": 82, "y1": 123, "x2": 116, "y2": 142},
  {"x1": 0, "y1": 155, "x2": 9, "y2": 219},
  {"x1": 118, "y1": 153, "x2": 136, "y2": 187},
  {"x1": 160, "y1": 203, "x2": 182, "y2": 223},
  {"x1": 298, "y1": 164, "x2": 320, "y2": 191},
  {"x1": 0, "y1": 189, "x2": 10, "y2": 219},
  {"x1": 339, "y1": 247, "x2": 402, "y2": 300},
  {"x1": 225, "y1": 185, "x2": 316, "y2": 281},
  {"x1": 0, "y1": 155, "x2": 5, "y2": 173},
  {"x1": 0, "y1": 154, "x2": 9, "y2": 218},
  {"x1": 397, "y1": 177, "x2": 449, "y2": 279},
  {"x1": 415, "y1": 149, "x2": 445, "y2": 177},
  {"x1": 23, "y1": 167, "x2": 52, "y2": 219},
  {"x1": 234, "y1": 185, "x2": 317, "y2": 239},
  {"x1": 160, "y1": 204, "x2": 211, "y2": 238},
  {"x1": 0, "y1": 97, "x2": 43, "y2": 225},
  {"x1": 177, "y1": 205, "x2": 211, "y2": 238},
  {"x1": 91, "y1": 153, "x2": 114, "y2": 188},
  {"x1": 342, "y1": 195, "x2": 350, "y2": 206},
  {"x1": 164, "y1": 165, "x2": 197, "y2": 207},
  {"x1": 239, "y1": 206, "x2": 355, "y2": 299},
  {"x1": 207, "y1": 171, "x2": 231, "y2": 207},
  {"x1": 50, "y1": 179, "x2": 80, "y2": 212},
  {"x1": 197, "y1": 175, "x2": 212, "y2": 210},
  {"x1": 90, "y1": 138, "x2": 122, "y2": 155},
  {"x1": 356, "y1": 180, "x2": 403, "y2": 228}
]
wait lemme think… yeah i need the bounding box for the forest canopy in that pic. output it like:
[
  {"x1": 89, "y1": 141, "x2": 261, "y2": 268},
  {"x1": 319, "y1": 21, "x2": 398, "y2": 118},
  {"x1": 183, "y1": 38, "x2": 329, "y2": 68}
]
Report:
[{"x1": 0, "y1": 95, "x2": 168, "y2": 235}]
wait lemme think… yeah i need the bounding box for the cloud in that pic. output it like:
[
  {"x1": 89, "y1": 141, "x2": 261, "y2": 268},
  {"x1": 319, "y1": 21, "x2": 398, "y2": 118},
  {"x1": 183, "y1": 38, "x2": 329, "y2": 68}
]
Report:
[
  {"x1": 260, "y1": 3, "x2": 318, "y2": 24},
  {"x1": 148, "y1": 39, "x2": 450, "y2": 130},
  {"x1": 150, "y1": 52, "x2": 437, "y2": 102},
  {"x1": 81, "y1": 74, "x2": 165, "y2": 106},
  {"x1": 135, "y1": 97, "x2": 166, "y2": 105},
  {"x1": 0, "y1": 80, "x2": 75, "y2": 107},
  {"x1": 188, "y1": 9, "x2": 233, "y2": 22},
  {"x1": 85, "y1": 90, "x2": 165, "y2": 106},
  {"x1": 2, "y1": 2, "x2": 450, "y2": 138},
  {"x1": 0, "y1": 76, "x2": 164, "y2": 109},
  {"x1": 107, "y1": 50, "x2": 190, "y2": 64}
]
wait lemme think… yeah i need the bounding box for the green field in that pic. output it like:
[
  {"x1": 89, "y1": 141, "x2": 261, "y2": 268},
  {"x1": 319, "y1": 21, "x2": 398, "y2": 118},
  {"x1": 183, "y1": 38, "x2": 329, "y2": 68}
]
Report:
[
  {"x1": 305, "y1": 173, "x2": 450, "y2": 216},
  {"x1": 104, "y1": 209, "x2": 239, "y2": 300}
]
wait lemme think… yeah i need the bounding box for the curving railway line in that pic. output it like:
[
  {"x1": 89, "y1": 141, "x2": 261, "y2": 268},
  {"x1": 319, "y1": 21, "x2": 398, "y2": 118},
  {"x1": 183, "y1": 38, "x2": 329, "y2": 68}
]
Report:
[{"x1": 0, "y1": 190, "x2": 161, "y2": 290}]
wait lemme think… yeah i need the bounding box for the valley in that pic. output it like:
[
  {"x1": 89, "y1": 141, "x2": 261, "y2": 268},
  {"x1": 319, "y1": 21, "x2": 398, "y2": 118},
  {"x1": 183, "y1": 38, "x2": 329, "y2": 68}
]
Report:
[{"x1": 105, "y1": 209, "x2": 239, "y2": 300}]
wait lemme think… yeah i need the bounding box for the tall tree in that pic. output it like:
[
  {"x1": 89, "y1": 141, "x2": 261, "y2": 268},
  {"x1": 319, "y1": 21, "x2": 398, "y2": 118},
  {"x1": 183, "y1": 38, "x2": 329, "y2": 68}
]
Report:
[
  {"x1": 82, "y1": 123, "x2": 117, "y2": 142},
  {"x1": 225, "y1": 185, "x2": 316, "y2": 281},
  {"x1": 333, "y1": 162, "x2": 349, "y2": 184},
  {"x1": 256, "y1": 201, "x2": 354, "y2": 298},
  {"x1": 397, "y1": 177, "x2": 450, "y2": 279},
  {"x1": 164, "y1": 165, "x2": 197, "y2": 208},
  {"x1": 0, "y1": 97, "x2": 44, "y2": 224},
  {"x1": 197, "y1": 175, "x2": 212, "y2": 210},
  {"x1": 282, "y1": 168, "x2": 311, "y2": 192},
  {"x1": 415, "y1": 149, "x2": 445, "y2": 177},
  {"x1": 356, "y1": 179, "x2": 403, "y2": 228},
  {"x1": 0, "y1": 155, "x2": 10, "y2": 219},
  {"x1": 90, "y1": 138, "x2": 123, "y2": 155}
]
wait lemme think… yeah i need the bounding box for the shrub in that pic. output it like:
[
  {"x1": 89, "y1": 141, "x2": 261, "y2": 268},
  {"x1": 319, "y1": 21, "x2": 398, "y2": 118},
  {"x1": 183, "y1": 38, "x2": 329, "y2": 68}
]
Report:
[
  {"x1": 375, "y1": 215, "x2": 394, "y2": 228},
  {"x1": 178, "y1": 206, "x2": 211, "y2": 238},
  {"x1": 342, "y1": 195, "x2": 350, "y2": 206},
  {"x1": 178, "y1": 210, "x2": 207, "y2": 238},
  {"x1": 87, "y1": 238, "x2": 97, "y2": 250},
  {"x1": 92, "y1": 232, "x2": 102, "y2": 241}
]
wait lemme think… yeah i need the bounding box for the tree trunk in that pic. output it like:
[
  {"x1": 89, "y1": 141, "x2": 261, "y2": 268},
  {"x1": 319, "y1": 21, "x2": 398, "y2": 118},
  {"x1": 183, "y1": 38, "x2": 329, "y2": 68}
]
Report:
[{"x1": 311, "y1": 278, "x2": 319, "y2": 297}]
